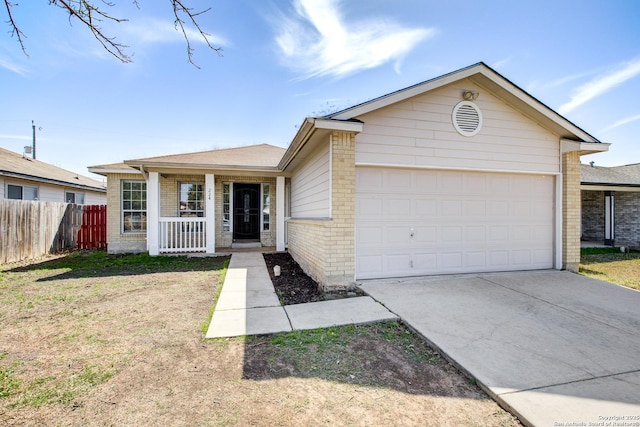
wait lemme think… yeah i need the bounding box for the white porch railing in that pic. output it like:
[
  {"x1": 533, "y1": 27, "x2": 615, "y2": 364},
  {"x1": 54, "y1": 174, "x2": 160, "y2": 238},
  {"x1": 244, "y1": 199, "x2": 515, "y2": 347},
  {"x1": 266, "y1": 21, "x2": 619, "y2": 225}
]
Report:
[{"x1": 159, "y1": 217, "x2": 206, "y2": 253}]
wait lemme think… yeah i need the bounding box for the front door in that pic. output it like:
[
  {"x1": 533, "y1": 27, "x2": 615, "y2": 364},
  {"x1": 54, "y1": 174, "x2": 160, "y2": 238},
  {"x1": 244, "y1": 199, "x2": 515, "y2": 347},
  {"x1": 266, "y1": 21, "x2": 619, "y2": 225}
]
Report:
[{"x1": 233, "y1": 184, "x2": 261, "y2": 241}]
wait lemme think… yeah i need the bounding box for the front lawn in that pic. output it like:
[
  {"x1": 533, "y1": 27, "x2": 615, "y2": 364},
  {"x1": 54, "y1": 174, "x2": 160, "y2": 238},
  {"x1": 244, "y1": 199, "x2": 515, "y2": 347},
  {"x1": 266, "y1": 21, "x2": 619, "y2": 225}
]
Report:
[
  {"x1": 580, "y1": 248, "x2": 640, "y2": 290},
  {"x1": 0, "y1": 251, "x2": 518, "y2": 426}
]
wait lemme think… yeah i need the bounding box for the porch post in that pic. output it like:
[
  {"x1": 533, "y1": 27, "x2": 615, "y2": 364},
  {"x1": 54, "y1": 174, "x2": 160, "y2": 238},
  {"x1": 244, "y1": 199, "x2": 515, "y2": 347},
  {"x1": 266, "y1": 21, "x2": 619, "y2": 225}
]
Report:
[
  {"x1": 276, "y1": 176, "x2": 285, "y2": 251},
  {"x1": 206, "y1": 173, "x2": 215, "y2": 254},
  {"x1": 148, "y1": 171, "x2": 160, "y2": 256}
]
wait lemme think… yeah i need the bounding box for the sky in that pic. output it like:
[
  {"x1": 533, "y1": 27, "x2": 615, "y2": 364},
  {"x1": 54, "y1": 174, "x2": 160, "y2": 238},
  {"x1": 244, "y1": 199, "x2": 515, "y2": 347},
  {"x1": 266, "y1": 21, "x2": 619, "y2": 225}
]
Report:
[{"x1": 0, "y1": 0, "x2": 639, "y2": 181}]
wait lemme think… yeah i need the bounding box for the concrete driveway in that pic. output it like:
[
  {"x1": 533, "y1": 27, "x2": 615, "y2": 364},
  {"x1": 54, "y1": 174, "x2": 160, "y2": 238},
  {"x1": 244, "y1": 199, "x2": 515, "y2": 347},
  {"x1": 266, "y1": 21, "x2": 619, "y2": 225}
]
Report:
[{"x1": 359, "y1": 271, "x2": 640, "y2": 427}]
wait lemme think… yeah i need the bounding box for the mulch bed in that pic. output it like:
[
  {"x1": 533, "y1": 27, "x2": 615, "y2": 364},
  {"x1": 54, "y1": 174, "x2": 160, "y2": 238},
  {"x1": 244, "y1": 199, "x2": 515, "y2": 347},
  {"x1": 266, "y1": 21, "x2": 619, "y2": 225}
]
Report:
[
  {"x1": 263, "y1": 252, "x2": 323, "y2": 305},
  {"x1": 263, "y1": 252, "x2": 362, "y2": 305}
]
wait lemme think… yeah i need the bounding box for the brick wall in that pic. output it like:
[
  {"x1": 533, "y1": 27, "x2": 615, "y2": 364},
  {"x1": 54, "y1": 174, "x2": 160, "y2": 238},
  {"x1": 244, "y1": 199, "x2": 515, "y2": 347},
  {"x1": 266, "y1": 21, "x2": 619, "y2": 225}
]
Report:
[
  {"x1": 287, "y1": 131, "x2": 357, "y2": 290},
  {"x1": 615, "y1": 192, "x2": 640, "y2": 247},
  {"x1": 581, "y1": 190, "x2": 603, "y2": 242},
  {"x1": 106, "y1": 173, "x2": 146, "y2": 254},
  {"x1": 562, "y1": 152, "x2": 581, "y2": 271}
]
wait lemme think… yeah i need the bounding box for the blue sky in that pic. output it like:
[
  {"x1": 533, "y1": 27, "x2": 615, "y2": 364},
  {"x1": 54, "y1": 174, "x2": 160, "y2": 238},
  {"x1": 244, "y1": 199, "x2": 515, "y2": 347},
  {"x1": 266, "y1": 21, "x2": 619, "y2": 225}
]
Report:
[{"x1": 0, "y1": 0, "x2": 639, "y2": 179}]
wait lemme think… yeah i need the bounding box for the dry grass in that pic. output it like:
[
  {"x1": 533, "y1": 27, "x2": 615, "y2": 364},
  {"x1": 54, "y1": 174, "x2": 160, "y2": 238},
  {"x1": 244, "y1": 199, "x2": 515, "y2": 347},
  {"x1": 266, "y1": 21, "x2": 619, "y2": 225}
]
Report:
[
  {"x1": 580, "y1": 249, "x2": 640, "y2": 290},
  {"x1": 0, "y1": 251, "x2": 519, "y2": 426}
]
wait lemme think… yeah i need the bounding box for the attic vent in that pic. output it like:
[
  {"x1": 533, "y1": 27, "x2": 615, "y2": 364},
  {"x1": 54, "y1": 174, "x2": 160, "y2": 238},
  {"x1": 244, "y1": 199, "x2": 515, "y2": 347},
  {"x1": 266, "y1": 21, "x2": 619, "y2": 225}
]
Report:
[{"x1": 452, "y1": 101, "x2": 482, "y2": 137}]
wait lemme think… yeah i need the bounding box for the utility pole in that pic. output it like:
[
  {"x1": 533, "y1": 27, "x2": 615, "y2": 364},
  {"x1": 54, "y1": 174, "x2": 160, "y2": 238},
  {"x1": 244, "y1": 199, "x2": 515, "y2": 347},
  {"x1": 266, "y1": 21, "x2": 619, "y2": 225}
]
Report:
[{"x1": 31, "y1": 120, "x2": 36, "y2": 159}]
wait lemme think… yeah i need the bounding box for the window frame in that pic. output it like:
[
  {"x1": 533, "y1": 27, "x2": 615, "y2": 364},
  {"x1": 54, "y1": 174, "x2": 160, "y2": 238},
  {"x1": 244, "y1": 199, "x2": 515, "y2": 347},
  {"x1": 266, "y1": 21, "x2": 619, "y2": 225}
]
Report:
[
  {"x1": 178, "y1": 182, "x2": 205, "y2": 217},
  {"x1": 65, "y1": 191, "x2": 85, "y2": 204},
  {"x1": 262, "y1": 183, "x2": 270, "y2": 232},
  {"x1": 121, "y1": 180, "x2": 147, "y2": 234},
  {"x1": 6, "y1": 183, "x2": 38, "y2": 200},
  {"x1": 222, "y1": 182, "x2": 231, "y2": 232}
]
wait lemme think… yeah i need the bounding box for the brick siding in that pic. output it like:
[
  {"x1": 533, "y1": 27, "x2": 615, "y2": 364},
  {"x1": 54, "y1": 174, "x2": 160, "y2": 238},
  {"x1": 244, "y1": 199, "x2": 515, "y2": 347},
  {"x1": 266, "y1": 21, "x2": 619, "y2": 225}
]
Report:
[
  {"x1": 287, "y1": 131, "x2": 356, "y2": 290},
  {"x1": 562, "y1": 152, "x2": 581, "y2": 271}
]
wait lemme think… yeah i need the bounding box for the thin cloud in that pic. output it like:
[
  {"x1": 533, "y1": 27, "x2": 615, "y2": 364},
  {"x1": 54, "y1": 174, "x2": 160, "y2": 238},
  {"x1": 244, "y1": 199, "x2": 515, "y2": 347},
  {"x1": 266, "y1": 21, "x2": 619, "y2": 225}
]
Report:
[
  {"x1": 0, "y1": 134, "x2": 31, "y2": 141},
  {"x1": 0, "y1": 56, "x2": 28, "y2": 76},
  {"x1": 601, "y1": 113, "x2": 640, "y2": 133},
  {"x1": 273, "y1": 0, "x2": 434, "y2": 79},
  {"x1": 124, "y1": 18, "x2": 227, "y2": 47},
  {"x1": 559, "y1": 58, "x2": 640, "y2": 114}
]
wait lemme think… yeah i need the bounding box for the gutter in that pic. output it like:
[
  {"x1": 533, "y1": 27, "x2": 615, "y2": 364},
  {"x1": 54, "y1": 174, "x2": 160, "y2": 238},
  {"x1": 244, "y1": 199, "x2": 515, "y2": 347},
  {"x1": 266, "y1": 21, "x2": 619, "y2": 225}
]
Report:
[{"x1": 278, "y1": 118, "x2": 364, "y2": 171}]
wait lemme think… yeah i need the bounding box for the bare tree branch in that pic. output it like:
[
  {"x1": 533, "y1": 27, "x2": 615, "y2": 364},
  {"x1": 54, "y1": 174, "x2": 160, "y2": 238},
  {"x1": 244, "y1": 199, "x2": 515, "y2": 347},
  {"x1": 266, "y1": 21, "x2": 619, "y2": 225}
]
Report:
[
  {"x1": 51, "y1": 0, "x2": 132, "y2": 63},
  {"x1": 171, "y1": 0, "x2": 222, "y2": 68},
  {"x1": 3, "y1": 1, "x2": 223, "y2": 66},
  {"x1": 4, "y1": 0, "x2": 28, "y2": 56}
]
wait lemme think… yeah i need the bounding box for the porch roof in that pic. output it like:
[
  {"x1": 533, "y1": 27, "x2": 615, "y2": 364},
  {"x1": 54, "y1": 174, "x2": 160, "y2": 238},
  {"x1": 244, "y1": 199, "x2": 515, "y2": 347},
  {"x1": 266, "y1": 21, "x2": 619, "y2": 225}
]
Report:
[{"x1": 89, "y1": 144, "x2": 287, "y2": 175}]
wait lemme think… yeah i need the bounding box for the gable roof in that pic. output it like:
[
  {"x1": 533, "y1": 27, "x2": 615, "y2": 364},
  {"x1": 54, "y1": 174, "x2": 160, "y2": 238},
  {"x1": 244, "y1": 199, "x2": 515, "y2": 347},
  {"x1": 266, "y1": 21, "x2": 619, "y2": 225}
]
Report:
[
  {"x1": 280, "y1": 62, "x2": 607, "y2": 171},
  {"x1": 581, "y1": 163, "x2": 640, "y2": 187},
  {"x1": 0, "y1": 147, "x2": 106, "y2": 192},
  {"x1": 327, "y1": 62, "x2": 600, "y2": 143}
]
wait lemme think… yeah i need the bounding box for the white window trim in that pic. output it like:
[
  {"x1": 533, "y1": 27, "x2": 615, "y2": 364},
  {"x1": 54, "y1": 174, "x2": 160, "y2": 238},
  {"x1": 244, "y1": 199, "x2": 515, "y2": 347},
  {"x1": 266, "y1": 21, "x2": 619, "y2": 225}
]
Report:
[
  {"x1": 121, "y1": 180, "x2": 147, "y2": 234},
  {"x1": 262, "y1": 183, "x2": 270, "y2": 232}
]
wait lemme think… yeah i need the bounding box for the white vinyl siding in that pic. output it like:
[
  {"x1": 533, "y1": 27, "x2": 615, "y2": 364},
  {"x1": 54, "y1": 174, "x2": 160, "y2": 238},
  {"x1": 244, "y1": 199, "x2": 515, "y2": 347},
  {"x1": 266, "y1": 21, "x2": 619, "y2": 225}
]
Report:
[
  {"x1": 355, "y1": 79, "x2": 560, "y2": 174},
  {"x1": 356, "y1": 167, "x2": 555, "y2": 279},
  {"x1": 290, "y1": 143, "x2": 331, "y2": 218}
]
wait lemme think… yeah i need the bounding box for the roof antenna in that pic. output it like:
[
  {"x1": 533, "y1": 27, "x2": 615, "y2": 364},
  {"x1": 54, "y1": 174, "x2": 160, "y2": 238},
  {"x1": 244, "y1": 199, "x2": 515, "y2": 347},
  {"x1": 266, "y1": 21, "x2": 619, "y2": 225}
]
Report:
[{"x1": 589, "y1": 161, "x2": 595, "y2": 167}]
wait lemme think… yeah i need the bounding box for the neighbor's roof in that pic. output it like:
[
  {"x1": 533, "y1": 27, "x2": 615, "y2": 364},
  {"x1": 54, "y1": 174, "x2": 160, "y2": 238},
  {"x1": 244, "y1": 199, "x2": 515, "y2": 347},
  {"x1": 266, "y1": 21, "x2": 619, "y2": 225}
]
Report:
[
  {"x1": 581, "y1": 163, "x2": 640, "y2": 186},
  {"x1": 0, "y1": 147, "x2": 106, "y2": 192},
  {"x1": 91, "y1": 144, "x2": 287, "y2": 174}
]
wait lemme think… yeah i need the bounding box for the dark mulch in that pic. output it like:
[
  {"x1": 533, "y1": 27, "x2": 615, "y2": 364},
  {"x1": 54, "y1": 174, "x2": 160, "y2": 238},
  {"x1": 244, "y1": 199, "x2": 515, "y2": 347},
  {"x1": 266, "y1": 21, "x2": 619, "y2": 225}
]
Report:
[
  {"x1": 263, "y1": 252, "x2": 323, "y2": 305},
  {"x1": 263, "y1": 252, "x2": 363, "y2": 305}
]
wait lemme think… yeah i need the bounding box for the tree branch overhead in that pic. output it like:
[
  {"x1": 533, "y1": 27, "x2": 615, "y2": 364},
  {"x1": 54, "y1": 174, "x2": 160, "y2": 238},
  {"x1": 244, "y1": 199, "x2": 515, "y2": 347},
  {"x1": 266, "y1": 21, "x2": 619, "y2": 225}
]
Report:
[{"x1": 3, "y1": 0, "x2": 222, "y2": 66}]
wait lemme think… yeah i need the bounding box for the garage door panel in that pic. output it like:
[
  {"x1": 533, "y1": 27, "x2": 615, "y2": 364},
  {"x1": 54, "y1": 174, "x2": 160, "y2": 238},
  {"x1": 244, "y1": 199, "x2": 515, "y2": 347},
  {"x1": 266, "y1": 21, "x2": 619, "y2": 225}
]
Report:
[
  {"x1": 356, "y1": 168, "x2": 555, "y2": 279},
  {"x1": 386, "y1": 254, "x2": 411, "y2": 273},
  {"x1": 414, "y1": 226, "x2": 437, "y2": 243},
  {"x1": 466, "y1": 252, "x2": 487, "y2": 268},
  {"x1": 357, "y1": 198, "x2": 383, "y2": 216},
  {"x1": 388, "y1": 198, "x2": 411, "y2": 216},
  {"x1": 440, "y1": 200, "x2": 463, "y2": 216}
]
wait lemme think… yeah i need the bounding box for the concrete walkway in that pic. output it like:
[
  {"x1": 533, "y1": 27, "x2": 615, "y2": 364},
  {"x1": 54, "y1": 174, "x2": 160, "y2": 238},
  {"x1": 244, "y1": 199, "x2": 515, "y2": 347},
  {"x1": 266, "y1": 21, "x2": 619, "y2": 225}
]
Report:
[
  {"x1": 359, "y1": 271, "x2": 640, "y2": 427},
  {"x1": 205, "y1": 252, "x2": 397, "y2": 338}
]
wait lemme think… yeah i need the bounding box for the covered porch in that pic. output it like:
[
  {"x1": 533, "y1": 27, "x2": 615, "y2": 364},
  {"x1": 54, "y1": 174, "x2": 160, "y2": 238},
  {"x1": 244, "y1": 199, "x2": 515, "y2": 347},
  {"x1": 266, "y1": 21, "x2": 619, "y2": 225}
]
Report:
[{"x1": 145, "y1": 171, "x2": 287, "y2": 255}]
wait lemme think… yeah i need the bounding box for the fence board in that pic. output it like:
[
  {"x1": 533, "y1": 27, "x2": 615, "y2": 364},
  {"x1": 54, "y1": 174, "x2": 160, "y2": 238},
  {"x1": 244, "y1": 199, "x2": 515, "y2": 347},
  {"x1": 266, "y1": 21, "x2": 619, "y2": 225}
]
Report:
[{"x1": 0, "y1": 200, "x2": 107, "y2": 264}]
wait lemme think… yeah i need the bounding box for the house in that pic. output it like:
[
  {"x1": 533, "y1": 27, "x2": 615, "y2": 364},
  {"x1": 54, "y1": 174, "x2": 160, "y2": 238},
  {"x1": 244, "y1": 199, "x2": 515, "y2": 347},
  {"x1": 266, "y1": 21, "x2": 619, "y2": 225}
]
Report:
[
  {"x1": 581, "y1": 163, "x2": 640, "y2": 248},
  {"x1": 89, "y1": 62, "x2": 609, "y2": 289},
  {"x1": 1, "y1": 147, "x2": 106, "y2": 204}
]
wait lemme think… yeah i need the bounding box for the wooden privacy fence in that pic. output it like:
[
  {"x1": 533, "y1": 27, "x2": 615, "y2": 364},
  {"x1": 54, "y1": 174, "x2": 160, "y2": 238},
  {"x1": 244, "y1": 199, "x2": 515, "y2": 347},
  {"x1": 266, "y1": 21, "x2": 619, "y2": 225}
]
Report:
[
  {"x1": 77, "y1": 205, "x2": 107, "y2": 250},
  {"x1": 0, "y1": 200, "x2": 107, "y2": 264}
]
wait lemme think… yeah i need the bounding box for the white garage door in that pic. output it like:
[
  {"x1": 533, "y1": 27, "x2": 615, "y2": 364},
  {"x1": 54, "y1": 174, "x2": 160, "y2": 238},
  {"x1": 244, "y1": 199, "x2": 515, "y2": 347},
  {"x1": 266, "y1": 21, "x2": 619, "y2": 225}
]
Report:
[{"x1": 356, "y1": 168, "x2": 555, "y2": 279}]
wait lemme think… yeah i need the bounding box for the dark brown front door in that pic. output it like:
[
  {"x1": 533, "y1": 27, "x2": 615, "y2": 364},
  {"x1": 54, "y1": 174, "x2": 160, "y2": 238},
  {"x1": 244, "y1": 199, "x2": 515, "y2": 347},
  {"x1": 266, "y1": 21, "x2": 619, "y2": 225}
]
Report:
[{"x1": 233, "y1": 184, "x2": 260, "y2": 241}]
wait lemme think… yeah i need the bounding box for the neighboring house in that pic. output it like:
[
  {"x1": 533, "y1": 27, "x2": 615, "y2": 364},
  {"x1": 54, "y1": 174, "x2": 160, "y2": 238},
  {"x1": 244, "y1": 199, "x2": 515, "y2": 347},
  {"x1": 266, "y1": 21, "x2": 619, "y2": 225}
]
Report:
[
  {"x1": 0, "y1": 147, "x2": 106, "y2": 204},
  {"x1": 581, "y1": 163, "x2": 640, "y2": 248},
  {"x1": 89, "y1": 62, "x2": 608, "y2": 289}
]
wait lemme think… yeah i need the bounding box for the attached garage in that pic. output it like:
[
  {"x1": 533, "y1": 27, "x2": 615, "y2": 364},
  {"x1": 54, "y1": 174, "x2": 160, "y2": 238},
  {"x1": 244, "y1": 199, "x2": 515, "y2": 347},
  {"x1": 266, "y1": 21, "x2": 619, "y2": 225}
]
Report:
[
  {"x1": 279, "y1": 62, "x2": 608, "y2": 288},
  {"x1": 356, "y1": 167, "x2": 556, "y2": 279}
]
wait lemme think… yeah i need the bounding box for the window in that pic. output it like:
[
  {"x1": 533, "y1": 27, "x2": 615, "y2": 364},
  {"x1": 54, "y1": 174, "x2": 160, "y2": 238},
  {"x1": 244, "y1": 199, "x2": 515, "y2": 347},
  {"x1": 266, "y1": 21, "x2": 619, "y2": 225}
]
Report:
[
  {"x1": 7, "y1": 184, "x2": 38, "y2": 200},
  {"x1": 222, "y1": 183, "x2": 231, "y2": 231},
  {"x1": 179, "y1": 183, "x2": 204, "y2": 217},
  {"x1": 65, "y1": 192, "x2": 85, "y2": 204},
  {"x1": 122, "y1": 181, "x2": 147, "y2": 233},
  {"x1": 262, "y1": 183, "x2": 270, "y2": 231}
]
